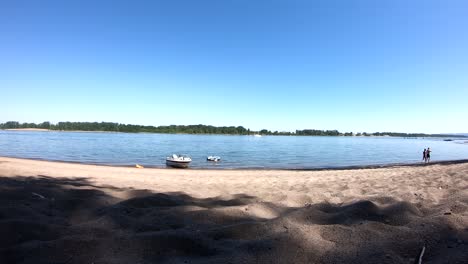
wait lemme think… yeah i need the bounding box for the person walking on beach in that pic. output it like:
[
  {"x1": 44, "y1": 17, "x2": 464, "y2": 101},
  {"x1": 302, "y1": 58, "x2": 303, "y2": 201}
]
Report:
[
  {"x1": 422, "y1": 148, "x2": 427, "y2": 162},
  {"x1": 426, "y1": 147, "x2": 431, "y2": 163}
]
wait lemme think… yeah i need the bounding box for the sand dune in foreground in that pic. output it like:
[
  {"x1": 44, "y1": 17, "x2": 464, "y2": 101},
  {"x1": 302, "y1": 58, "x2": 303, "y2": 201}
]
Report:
[{"x1": 0, "y1": 157, "x2": 467, "y2": 263}]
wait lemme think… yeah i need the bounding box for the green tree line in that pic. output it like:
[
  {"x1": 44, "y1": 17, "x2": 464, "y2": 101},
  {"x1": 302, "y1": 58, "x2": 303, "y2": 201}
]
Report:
[
  {"x1": 0, "y1": 121, "x2": 251, "y2": 135},
  {"x1": 0, "y1": 121, "x2": 464, "y2": 138}
]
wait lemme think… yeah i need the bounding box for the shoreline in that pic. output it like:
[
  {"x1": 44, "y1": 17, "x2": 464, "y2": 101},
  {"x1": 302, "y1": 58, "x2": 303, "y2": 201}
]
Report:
[
  {"x1": 2, "y1": 155, "x2": 468, "y2": 171},
  {"x1": 3, "y1": 128, "x2": 50, "y2": 131},
  {"x1": 3, "y1": 128, "x2": 118, "y2": 133},
  {"x1": 2, "y1": 128, "x2": 467, "y2": 139}
]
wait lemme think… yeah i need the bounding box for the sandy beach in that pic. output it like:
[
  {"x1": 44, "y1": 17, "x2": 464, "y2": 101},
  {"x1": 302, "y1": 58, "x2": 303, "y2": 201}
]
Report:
[
  {"x1": 0, "y1": 157, "x2": 466, "y2": 263},
  {"x1": 3, "y1": 128, "x2": 51, "y2": 131}
]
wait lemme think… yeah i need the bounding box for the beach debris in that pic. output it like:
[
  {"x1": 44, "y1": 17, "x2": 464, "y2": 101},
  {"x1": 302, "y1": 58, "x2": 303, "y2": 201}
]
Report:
[
  {"x1": 135, "y1": 164, "x2": 144, "y2": 168},
  {"x1": 444, "y1": 212, "x2": 452, "y2": 215},
  {"x1": 415, "y1": 245, "x2": 425, "y2": 264},
  {"x1": 32, "y1": 192, "x2": 46, "y2": 199}
]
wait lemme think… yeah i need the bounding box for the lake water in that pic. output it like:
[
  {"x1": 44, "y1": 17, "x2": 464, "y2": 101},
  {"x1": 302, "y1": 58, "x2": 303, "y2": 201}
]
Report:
[{"x1": 0, "y1": 131, "x2": 467, "y2": 169}]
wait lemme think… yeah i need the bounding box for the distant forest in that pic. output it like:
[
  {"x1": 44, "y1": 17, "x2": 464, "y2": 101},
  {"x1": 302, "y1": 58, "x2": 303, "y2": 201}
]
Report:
[{"x1": 0, "y1": 121, "x2": 464, "y2": 138}]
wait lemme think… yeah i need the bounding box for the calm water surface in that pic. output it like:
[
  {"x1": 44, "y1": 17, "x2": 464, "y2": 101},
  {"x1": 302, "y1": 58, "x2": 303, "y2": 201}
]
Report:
[{"x1": 0, "y1": 131, "x2": 467, "y2": 169}]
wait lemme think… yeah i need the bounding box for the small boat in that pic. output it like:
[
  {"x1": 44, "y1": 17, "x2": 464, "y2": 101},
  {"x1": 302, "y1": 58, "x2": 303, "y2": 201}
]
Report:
[
  {"x1": 253, "y1": 134, "x2": 262, "y2": 137},
  {"x1": 166, "y1": 154, "x2": 192, "y2": 168},
  {"x1": 207, "y1": 156, "x2": 221, "y2": 162}
]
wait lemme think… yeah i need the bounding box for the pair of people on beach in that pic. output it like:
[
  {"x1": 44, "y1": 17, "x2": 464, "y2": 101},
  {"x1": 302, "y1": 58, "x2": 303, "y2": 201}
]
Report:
[{"x1": 422, "y1": 148, "x2": 431, "y2": 163}]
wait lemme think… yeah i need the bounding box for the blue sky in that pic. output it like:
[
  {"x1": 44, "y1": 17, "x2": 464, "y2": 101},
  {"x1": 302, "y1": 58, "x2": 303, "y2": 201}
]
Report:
[{"x1": 1, "y1": 0, "x2": 467, "y2": 133}]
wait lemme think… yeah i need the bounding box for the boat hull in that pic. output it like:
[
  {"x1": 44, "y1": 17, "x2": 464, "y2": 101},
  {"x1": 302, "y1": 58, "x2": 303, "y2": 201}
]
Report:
[{"x1": 166, "y1": 160, "x2": 191, "y2": 168}]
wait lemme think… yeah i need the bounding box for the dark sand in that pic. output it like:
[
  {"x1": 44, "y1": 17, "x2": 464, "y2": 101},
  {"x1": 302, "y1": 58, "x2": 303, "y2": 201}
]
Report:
[{"x1": 0, "y1": 157, "x2": 467, "y2": 264}]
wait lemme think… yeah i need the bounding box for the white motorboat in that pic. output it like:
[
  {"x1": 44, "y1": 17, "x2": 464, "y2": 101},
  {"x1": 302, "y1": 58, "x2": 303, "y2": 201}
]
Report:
[
  {"x1": 207, "y1": 156, "x2": 221, "y2": 162},
  {"x1": 166, "y1": 154, "x2": 192, "y2": 168}
]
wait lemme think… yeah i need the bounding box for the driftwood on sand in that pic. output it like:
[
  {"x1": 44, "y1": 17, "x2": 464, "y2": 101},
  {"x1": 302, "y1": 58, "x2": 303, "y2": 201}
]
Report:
[{"x1": 415, "y1": 245, "x2": 425, "y2": 264}]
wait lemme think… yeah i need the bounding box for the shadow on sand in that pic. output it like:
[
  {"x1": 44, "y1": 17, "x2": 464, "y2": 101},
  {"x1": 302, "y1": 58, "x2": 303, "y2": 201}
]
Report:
[{"x1": 0, "y1": 176, "x2": 466, "y2": 264}]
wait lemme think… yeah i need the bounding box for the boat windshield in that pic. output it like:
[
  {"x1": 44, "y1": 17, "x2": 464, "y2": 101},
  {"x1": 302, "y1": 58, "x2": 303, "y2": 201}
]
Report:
[{"x1": 168, "y1": 154, "x2": 191, "y2": 160}]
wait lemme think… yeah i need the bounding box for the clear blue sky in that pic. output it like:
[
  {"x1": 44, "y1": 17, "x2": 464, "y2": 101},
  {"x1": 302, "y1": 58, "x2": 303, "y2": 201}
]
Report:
[{"x1": 1, "y1": 0, "x2": 467, "y2": 133}]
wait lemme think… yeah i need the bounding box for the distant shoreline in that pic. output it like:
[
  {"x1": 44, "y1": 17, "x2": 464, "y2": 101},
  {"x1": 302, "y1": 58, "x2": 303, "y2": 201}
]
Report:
[
  {"x1": 4, "y1": 128, "x2": 50, "y2": 131},
  {"x1": 3, "y1": 128, "x2": 117, "y2": 133},
  {"x1": 1, "y1": 121, "x2": 466, "y2": 137},
  {"x1": 2, "y1": 128, "x2": 467, "y2": 138}
]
